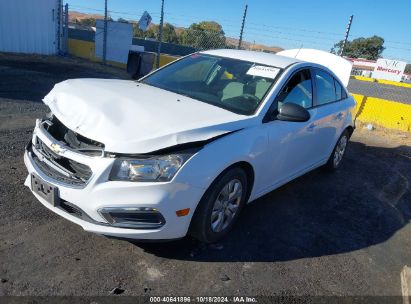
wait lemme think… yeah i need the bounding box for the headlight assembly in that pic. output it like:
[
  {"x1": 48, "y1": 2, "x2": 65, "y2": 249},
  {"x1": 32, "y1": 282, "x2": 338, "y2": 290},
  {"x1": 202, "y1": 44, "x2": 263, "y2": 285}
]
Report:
[{"x1": 109, "y1": 153, "x2": 193, "y2": 182}]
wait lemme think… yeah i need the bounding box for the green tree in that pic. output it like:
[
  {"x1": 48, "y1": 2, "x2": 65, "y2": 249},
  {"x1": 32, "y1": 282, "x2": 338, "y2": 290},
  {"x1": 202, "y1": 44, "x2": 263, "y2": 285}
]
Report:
[
  {"x1": 161, "y1": 23, "x2": 179, "y2": 44},
  {"x1": 179, "y1": 21, "x2": 226, "y2": 49},
  {"x1": 133, "y1": 24, "x2": 156, "y2": 39},
  {"x1": 405, "y1": 64, "x2": 411, "y2": 74},
  {"x1": 133, "y1": 23, "x2": 178, "y2": 44},
  {"x1": 331, "y1": 35, "x2": 385, "y2": 60}
]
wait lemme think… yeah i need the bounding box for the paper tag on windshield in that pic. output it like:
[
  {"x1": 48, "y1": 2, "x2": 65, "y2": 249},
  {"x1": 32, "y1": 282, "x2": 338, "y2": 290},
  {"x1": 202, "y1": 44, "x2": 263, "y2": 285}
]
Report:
[{"x1": 246, "y1": 65, "x2": 280, "y2": 79}]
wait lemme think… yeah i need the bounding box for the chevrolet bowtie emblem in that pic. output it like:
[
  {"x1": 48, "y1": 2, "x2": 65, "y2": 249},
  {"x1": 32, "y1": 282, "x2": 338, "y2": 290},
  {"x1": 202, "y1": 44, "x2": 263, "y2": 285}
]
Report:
[{"x1": 50, "y1": 143, "x2": 62, "y2": 153}]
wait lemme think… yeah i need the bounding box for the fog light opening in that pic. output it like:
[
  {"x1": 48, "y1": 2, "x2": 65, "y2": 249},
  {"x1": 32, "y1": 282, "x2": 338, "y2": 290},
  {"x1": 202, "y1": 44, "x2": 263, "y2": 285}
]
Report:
[{"x1": 98, "y1": 207, "x2": 165, "y2": 229}]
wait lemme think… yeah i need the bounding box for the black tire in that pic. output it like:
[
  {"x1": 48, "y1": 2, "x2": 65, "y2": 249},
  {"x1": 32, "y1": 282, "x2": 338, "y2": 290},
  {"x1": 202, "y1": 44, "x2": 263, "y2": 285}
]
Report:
[
  {"x1": 324, "y1": 129, "x2": 350, "y2": 171},
  {"x1": 189, "y1": 167, "x2": 248, "y2": 243}
]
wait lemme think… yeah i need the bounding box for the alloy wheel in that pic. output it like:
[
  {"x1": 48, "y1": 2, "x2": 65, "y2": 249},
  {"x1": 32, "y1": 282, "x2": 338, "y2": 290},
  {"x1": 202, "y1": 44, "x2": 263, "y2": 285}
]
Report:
[
  {"x1": 333, "y1": 135, "x2": 348, "y2": 167},
  {"x1": 210, "y1": 179, "x2": 243, "y2": 233}
]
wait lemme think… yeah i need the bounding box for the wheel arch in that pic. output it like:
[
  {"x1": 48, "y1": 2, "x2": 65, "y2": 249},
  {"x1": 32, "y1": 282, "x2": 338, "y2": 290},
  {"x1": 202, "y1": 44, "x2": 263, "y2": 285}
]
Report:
[
  {"x1": 193, "y1": 160, "x2": 256, "y2": 214},
  {"x1": 345, "y1": 125, "x2": 355, "y2": 138},
  {"x1": 188, "y1": 160, "x2": 255, "y2": 241},
  {"x1": 227, "y1": 161, "x2": 255, "y2": 203}
]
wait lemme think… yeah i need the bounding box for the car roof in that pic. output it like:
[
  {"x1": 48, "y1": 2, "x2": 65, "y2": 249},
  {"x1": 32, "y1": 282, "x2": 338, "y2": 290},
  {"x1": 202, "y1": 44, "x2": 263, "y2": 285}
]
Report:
[{"x1": 200, "y1": 49, "x2": 302, "y2": 69}]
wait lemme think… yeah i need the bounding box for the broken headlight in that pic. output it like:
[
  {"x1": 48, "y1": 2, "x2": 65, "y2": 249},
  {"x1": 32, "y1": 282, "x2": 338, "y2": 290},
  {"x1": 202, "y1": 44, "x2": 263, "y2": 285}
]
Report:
[{"x1": 109, "y1": 154, "x2": 193, "y2": 182}]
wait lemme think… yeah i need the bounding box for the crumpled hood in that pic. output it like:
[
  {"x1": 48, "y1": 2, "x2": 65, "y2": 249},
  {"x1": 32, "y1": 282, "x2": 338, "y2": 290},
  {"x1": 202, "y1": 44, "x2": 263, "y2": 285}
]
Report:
[{"x1": 43, "y1": 79, "x2": 255, "y2": 154}]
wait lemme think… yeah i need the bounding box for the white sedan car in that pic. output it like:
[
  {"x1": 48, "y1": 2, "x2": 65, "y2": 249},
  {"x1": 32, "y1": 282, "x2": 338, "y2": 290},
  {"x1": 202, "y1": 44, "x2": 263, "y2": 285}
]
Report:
[{"x1": 24, "y1": 49, "x2": 356, "y2": 243}]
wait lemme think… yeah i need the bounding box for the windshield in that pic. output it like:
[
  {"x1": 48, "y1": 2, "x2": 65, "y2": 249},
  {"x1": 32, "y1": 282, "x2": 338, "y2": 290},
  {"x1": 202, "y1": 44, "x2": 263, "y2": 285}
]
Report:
[{"x1": 141, "y1": 54, "x2": 281, "y2": 115}]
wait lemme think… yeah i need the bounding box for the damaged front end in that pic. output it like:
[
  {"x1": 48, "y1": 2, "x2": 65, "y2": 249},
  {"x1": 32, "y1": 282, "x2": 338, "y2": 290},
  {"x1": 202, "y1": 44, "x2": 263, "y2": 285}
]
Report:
[
  {"x1": 28, "y1": 114, "x2": 105, "y2": 187},
  {"x1": 43, "y1": 115, "x2": 105, "y2": 156},
  {"x1": 29, "y1": 111, "x2": 239, "y2": 187}
]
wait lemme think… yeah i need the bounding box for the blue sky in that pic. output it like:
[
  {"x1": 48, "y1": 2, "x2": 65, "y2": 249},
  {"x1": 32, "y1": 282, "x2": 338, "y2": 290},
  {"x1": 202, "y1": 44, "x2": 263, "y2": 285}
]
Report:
[{"x1": 65, "y1": 0, "x2": 411, "y2": 62}]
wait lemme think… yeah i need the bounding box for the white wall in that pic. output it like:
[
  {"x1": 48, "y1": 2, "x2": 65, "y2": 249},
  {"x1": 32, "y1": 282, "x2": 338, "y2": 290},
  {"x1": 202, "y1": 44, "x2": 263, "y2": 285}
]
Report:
[
  {"x1": 0, "y1": 0, "x2": 59, "y2": 55},
  {"x1": 95, "y1": 20, "x2": 133, "y2": 64},
  {"x1": 372, "y1": 59, "x2": 406, "y2": 82}
]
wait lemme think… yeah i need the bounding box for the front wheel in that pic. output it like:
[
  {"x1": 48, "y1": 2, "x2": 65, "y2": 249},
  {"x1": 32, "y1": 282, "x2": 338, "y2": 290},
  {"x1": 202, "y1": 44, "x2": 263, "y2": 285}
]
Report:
[
  {"x1": 324, "y1": 129, "x2": 350, "y2": 171},
  {"x1": 189, "y1": 167, "x2": 248, "y2": 243}
]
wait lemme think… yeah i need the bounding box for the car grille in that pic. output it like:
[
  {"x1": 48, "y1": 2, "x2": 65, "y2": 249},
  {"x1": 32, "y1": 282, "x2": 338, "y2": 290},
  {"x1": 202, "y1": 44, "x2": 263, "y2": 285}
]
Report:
[
  {"x1": 60, "y1": 201, "x2": 83, "y2": 217},
  {"x1": 45, "y1": 116, "x2": 104, "y2": 157},
  {"x1": 58, "y1": 200, "x2": 99, "y2": 224},
  {"x1": 30, "y1": 138, "x2": 92, "y2": 187}
]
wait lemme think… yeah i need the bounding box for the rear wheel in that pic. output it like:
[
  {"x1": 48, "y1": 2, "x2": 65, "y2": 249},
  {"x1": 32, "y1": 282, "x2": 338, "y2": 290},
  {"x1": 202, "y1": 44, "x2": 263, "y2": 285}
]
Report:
[
  {"x1": 189, "y1": 167, "x2": 248, "y2": 243},
  {"x1": 325, "y1": 129, "x2": 350, "y2": 170}
]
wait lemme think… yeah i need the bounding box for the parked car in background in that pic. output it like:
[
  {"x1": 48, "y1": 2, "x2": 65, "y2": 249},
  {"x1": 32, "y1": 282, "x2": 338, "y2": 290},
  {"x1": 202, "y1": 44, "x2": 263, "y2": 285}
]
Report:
[{"x1": 24, "y1": 49, "x2": 356, "y2": 243}]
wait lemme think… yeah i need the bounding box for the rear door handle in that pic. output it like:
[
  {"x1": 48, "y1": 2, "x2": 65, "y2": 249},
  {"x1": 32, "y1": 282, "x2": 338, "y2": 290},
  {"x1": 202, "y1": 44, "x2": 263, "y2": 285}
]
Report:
[{"x1": 335, "y1": 112, "x2": 343, "y2": 120}]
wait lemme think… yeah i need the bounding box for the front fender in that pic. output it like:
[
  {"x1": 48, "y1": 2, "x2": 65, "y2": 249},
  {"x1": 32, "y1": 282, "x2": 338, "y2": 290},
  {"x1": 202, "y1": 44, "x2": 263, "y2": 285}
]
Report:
[{"x1": 174, "y1": 125, "x2": 268, "y2": 201}]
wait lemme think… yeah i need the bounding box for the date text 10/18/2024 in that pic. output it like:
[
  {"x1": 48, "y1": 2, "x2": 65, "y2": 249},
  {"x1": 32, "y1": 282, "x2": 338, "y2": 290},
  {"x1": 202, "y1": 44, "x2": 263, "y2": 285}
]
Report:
[{"x1": 149, "y1": 296, "x2": 258, "y2": 303}]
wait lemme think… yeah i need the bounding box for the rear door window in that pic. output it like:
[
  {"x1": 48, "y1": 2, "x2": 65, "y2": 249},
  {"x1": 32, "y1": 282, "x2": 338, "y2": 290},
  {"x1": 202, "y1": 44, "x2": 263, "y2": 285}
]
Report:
[
  {"x1": 334, "y1": 78, "x2": 343, "y2": 100},
  {"x1": 313, "y1": 69, "x2": 337, "y2": 106}
]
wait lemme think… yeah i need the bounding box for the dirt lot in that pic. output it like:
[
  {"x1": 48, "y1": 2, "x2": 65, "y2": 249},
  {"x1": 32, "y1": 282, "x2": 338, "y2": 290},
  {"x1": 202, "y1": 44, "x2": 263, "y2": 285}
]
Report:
[{"x1": 1, "y1": 53, "x2": 411, "y2": 297}]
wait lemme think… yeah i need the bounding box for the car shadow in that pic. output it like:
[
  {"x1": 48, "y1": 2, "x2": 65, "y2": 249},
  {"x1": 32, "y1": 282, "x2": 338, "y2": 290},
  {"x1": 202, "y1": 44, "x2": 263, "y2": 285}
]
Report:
[{"x1": 130, "y1": 141, "x2": 411, "y2": 262}]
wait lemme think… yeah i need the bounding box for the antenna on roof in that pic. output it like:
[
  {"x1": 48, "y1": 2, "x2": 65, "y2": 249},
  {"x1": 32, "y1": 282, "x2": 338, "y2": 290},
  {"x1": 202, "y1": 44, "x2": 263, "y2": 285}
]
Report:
[{"x1": 295, "y1": 44, "x2": 303, "y2": 58}]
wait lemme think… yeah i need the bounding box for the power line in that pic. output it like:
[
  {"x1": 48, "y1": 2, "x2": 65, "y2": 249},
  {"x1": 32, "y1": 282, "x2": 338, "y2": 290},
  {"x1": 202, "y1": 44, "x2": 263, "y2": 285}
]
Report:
[
  {"x1": 69, "y1": 5, "x2": 105, "y2": 12},
  {"x1": 67, "y1": 2, "x2": 410, "y2": 60},
  {"x1": 384, "y1": 40, "x2": 411, "y2": 47},
  {"x1": 69, "y1": 4, "x2": 161, "y2": 19},
  {"x1": 68, "y1": 5, "x2": 411, "y2": 46},
  {"x1": 245, "y1": 27, "x2": 338, "y2": 42},
  {"x1": 147, "y1": 14, "x2": 341, "y2": 44},
  {"x1": 384, "y1": 45, "x2": 411, "y2": 52},
  {"x1": 246, "y1": 21, "x2": 342, "y2": 37},
  {"x1": 242, "y1": 31, "x2": 333, "y2": 48}
]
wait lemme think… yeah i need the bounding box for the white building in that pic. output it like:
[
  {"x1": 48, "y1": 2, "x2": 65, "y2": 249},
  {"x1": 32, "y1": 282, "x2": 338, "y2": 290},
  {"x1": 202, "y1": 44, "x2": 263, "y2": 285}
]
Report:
[
  {"x1": 346, "y1": 58, "x2": 376, "y2": 77},
  {"x1": 0, "y1": 0, "x2": 62, "y2": 55},
  {"x1": 347, "y1": 57, "x2": 410, "y2": 82}
]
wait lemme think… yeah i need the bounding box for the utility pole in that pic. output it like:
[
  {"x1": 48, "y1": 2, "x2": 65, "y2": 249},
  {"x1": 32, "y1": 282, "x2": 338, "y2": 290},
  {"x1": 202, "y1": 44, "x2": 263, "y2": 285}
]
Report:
[
  {"x1": 103, "y1": 0, "x2": 108, "y2": 64},
  {"x1": 63, "y1": 3, "x2": 69, "y2": 55},
  {"x1": 156, "y1": 0, "x2": 164, "y2": 68},
  {"x1": 238, "y1": 4, "x2": 248, "y2": 49},
  {"x1": 340, "y1": 15, "x2": 354, "y2": 56},
  {"x1": 56, "y1": 0, "x2": 62, "y2": 54}
]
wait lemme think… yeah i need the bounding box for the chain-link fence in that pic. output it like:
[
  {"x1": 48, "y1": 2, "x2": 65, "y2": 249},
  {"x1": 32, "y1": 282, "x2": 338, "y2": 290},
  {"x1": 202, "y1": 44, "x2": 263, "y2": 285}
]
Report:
[
  {"x1": 131, "y1": 22, "x2": 239, "y2": 52},
  {"x1": 66, "y1": 2, "x2": 410, "y2": 80}
]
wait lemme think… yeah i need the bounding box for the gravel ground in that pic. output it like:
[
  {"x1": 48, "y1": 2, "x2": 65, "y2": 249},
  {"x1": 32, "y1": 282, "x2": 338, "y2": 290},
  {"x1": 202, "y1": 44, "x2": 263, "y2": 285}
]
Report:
[
  {"x1": 348, "y1": 79, "x2": 411, "y2": 104},
  {"x1": 1, "y1": 53, "x2": 411, "y2": 297}
]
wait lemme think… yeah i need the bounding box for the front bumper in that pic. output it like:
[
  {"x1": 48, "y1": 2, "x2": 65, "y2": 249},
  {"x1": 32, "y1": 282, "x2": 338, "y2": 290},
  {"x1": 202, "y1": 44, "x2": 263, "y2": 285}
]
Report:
[{"x1": 23, "y1": 125, "x2": 205, "y2": 240}]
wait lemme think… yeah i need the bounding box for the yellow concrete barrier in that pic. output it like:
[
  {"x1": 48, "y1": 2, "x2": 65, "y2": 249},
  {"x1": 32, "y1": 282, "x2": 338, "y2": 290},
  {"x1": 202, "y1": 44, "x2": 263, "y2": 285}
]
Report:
[
  {"x1": 152, "y1": 54, "x2": 179, "y2": 69},
  {"x1": 68, "y1": 39, "x2": 97, "y2": 61},
  {"x1": 352, "y1": 93, "x2": 411, "y2": 132},
  {"x1": 68, "y1": 38, "x2": 127, "y2": 68},
  {"x1": 160, "y1": 54, "x2": 179, "y2": 66},
  {"x1": 68, "y1": 39, "x2": 178, "y2": 70},
  {"x1": 351, "y1": 75, "x2": 411, "y2": 89},
  {"x1": 377, "y1": 79, "x2": 411, "y2": 88},
  {"x1": 351, "y1": 75, "x2": 375, "y2": 83}
]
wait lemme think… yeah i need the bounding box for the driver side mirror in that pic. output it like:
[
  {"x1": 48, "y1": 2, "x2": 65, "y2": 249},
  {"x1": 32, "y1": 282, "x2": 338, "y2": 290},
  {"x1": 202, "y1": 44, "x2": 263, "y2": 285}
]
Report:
[{"x1": 277, "y1": 103, "x2": 310, "y2": 122}]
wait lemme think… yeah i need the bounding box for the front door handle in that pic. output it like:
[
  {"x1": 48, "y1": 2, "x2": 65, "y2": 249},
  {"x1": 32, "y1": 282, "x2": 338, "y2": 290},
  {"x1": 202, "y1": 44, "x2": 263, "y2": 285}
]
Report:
[{"x1": 307, "y1": 123, "x2": 316, "y2": 131}]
